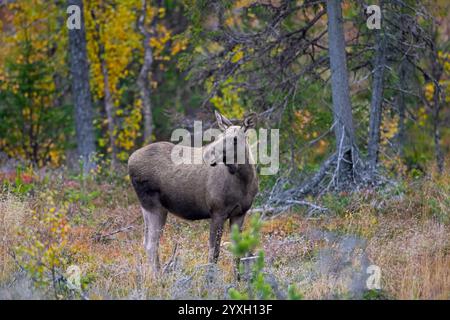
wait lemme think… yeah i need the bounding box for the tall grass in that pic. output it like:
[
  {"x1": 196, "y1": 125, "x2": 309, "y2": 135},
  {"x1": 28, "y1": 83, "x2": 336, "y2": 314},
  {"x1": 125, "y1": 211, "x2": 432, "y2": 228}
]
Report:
[{"x1": 0, "y1": 165, "x2": 448, "y2": 299}]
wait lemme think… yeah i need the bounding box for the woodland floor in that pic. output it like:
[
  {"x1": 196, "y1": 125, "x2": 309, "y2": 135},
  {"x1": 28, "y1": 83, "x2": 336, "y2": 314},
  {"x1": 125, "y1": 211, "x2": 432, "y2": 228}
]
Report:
[{"x1": 0, "y1": 166, "x2": 449, "y2": 300}]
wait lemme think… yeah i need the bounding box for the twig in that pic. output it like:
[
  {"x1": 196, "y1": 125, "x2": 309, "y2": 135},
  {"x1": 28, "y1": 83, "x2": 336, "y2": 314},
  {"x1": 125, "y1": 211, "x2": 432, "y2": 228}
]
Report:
[
  {"x1": 93, "y1": 225, "x2": 135, "y2": 242},
  {"x1": 250, "y1": 199, "x2": 327, "y2": 219},
  {"x1": 284, "y1": 200, "x2": 328, "y2": 212},
  {"x1": 162, "y1": 243, "x2": 179, "y2": 274}
]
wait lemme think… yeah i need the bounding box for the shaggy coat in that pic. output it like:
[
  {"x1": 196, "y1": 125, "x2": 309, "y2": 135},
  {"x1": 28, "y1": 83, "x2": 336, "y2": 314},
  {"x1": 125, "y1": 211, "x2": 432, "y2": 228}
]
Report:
[{"x1": 128, "y1": 111, "x2": 258, "y2": 272}]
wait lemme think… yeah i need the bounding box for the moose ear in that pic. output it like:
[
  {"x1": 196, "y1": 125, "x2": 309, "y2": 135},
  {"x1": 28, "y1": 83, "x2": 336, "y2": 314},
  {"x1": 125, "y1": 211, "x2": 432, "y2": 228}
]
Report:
[
  {"x1": 243, "y1": 112, "x2": 257, "y2": 131},
  {"x1": 202, "y1": 147, "x2": 217, "y2": 166},
  {"x1": 215, "y1": 110, "x2": 233, "y2": 131}
]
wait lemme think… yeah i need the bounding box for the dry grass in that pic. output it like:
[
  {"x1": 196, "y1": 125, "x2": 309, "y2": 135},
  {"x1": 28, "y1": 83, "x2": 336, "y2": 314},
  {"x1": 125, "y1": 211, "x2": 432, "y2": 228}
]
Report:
[
  {"x1": 368, "y1": 216, "x2": 449, "y2": 299},
  {"x1": 0, "y1": 194, "x2": 29, "y2": 283},
  {"x1": 0, "y1": 167, "x2": 449, "y2": 300}
]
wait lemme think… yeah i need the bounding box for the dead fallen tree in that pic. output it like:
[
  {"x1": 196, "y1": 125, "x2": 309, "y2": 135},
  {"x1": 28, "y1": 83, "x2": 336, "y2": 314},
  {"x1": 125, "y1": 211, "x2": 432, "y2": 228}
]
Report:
[
  {"x1": 250, "y1": 150, "x2": 395, "y2": 218},
  {"x1": 250, "y1": 153, "x2": 338, "y2": 217}
]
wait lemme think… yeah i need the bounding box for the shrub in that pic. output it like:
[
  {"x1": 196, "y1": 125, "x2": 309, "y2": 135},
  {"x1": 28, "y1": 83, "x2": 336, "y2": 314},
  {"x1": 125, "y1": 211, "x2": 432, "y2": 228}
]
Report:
[
  {"x1": 14, "y1": 193, "x2": 75, "y2": 299},
  {"x1": 228, "y1": 213, "x2": 302, "y2": 300}
]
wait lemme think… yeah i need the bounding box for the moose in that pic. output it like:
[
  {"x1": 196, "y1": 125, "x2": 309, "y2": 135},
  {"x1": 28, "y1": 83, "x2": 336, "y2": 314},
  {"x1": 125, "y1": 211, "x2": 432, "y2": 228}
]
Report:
[{"x1": 128, "y1": 111, "x2": 258, "y2": 273}]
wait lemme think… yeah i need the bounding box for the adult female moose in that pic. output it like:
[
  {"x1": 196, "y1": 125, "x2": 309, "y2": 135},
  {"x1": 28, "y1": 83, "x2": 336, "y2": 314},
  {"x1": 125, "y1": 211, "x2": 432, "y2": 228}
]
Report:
[{"x1": 128, "y1": 111, "x2": 258, "y2": 273}]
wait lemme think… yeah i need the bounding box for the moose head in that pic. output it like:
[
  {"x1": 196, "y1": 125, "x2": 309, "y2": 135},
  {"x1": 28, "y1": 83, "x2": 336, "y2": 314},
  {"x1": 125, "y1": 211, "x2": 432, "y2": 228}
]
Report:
[{"x1": 203, "y1": 111, "x2": 257, "y2": 173}]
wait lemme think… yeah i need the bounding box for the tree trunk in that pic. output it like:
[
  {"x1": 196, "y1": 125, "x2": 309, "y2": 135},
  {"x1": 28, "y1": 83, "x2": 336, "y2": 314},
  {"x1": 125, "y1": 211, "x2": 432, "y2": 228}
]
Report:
[
  {"x1": 91, "y1": 7, "x2": 118, "y2": 169},
  {"x1": 431, "y1": 68, "x2": 444, "y2": 173},
  {"x1": 368, "y1": 26, "x2": 387, "y2": 178},
  {"x1": 326, "y1": 0, "x2": 358, "y2": 186},
  {"x1": 396, "y1": 59, "x2": 407, "y2": 160},
  {"x1": 67, "y1": 0, "x2": 96, "y2": 172},
  {"x1": 432, "y1": 85, "x2": 444, "y2": 174},
  {"x1": 430, "y1": 29, "x2": 444, "y2": 174},
  {"x1": 100, "y1": 57, "x2": 118, "y2": 169},
  {"x1": 138, "y1": 0, "x2": 155, "y2": 144},
  {"x1": 395, "y1": 6, "x2": 409, "y2": 162}
]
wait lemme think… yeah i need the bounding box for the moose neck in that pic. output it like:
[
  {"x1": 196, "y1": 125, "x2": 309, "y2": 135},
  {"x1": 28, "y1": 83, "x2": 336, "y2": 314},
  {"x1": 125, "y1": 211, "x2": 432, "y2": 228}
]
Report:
[
  {"x1": 235, "y1": 162, "x2": 256, "y2": 183},
  {"x1": 230, "y1": 144, "x2": 256, "y2": 183}
]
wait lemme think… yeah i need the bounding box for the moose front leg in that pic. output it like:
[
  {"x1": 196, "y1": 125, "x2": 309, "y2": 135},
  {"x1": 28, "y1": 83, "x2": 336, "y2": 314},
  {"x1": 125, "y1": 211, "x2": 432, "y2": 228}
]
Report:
[
  {"x1": 230, "y1": 214, "x2": 246, "y2": 281},
  {"x1": 208, "y1": 215, "x2": 226, "y2": 264}
]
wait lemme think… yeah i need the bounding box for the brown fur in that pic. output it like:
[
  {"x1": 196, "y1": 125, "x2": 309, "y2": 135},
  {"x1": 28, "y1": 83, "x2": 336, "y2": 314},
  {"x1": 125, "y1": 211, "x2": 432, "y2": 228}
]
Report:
[{"x1": 128, "y1": 112, "x2": 258, "y2": 273}]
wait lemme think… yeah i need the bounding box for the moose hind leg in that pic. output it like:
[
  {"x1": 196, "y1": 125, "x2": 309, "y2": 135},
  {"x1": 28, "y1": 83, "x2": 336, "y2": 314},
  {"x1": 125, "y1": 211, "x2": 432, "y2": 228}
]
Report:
[
  {"x1": 142, "y1": 207, "x2": 149, "y2": 248},
  {"x1": 142, "y1": 206, "x2": 168, "y2": 274},
  {"x1": 208, "y1": 216, "x2": 226, "y2": 264}
]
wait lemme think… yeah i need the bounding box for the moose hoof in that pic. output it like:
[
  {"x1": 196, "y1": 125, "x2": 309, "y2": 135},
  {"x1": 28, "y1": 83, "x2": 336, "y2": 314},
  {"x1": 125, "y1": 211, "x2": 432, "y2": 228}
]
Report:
[{"x1": 206, "y1": 264, "x2": 218, "y2": 283}]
